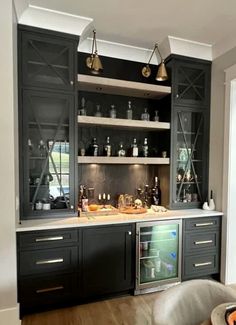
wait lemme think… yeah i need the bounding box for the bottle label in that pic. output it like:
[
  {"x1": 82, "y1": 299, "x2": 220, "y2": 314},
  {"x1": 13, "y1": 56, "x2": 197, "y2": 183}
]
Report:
[
  {"x1": 132, "y1": 147, "x2": 138, "y2": 157},
  {"x1": 82, "y1": 199, "x2": 88, "y2": 212}
]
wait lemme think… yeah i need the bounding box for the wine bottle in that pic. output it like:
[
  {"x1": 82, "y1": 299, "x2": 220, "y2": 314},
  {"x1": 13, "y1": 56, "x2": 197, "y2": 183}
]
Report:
[
  {"x1": 152, "y1": 176, "x2": 161, "y2": 205},
  {"x1": 81, "y1": 185, "x2": 88, "y2": 212},
  {"x1": 89, "y1": 137, "x2": 99, "y2": 156},
  {"x1": 103, "y1": 136, "x2": 111, "y2": 157},
  {"x1": 117, "y1": 142, "x2": 126, "y2": 157}
]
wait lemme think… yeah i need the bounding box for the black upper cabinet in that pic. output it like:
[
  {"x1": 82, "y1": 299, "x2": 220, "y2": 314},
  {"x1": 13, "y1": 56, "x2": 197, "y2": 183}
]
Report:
[
  {"x1": 19, "y1": 25, "x2": 78, "y2": 91},
  {"x1": 167, "y1": 55, "x2": 211, "y2": 209},
  {"x1": 172, "y1": 59, "x2": 211, "y2": 108},
  {"x1": 18, "y1": 25, "x2": 79, "y2": 219},
  {"x1": 81, "y1": 224, "x2": 135, "y2": 298}
]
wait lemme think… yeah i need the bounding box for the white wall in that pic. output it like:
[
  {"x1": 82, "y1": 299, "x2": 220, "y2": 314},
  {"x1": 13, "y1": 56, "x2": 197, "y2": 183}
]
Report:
[
  {"x1": 0, "y1": 1, "x2": 20, "y2": 324},
  {"x1": 210, "y1": 46, "x2": 236, "y2": 283}
]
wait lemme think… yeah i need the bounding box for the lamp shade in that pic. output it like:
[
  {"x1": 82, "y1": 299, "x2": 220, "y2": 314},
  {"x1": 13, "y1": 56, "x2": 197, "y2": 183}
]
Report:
[{"x1": 156, "y1": 61, "x2": 168, "y2": 81}]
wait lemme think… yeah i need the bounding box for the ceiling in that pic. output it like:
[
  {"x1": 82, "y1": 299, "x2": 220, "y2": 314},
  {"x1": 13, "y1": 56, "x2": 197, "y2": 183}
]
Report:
[{"x1": 29, "y1": 0, "x2": 236, "y2": 51}]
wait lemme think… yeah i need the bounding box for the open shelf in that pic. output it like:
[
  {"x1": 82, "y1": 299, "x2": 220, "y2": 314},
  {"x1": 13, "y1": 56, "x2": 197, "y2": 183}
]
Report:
[
  {"x1": 77, "y1": 74, "x2": 171, "y2": 99},
  {"x1": 78, "y1": 156, "x2": 170, "y2": 165},
  {"x1": 77, "y1": 115, "x2": 170, "y2": 131}
]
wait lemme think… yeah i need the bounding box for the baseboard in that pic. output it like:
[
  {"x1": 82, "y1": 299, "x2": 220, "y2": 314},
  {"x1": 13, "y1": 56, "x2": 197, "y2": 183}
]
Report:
[{"x1": 0, "y1": 305, "x2": 21, "y2": 325}]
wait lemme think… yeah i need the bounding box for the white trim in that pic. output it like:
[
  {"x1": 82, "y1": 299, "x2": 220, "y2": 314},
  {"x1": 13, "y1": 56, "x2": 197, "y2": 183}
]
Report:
[
  {"x1": 19, "y1": 5, "x2": 93, "y2": 36},
  {"x1": 222, "y1": 63, "x2": 236, "y2": 284},
  {"x1": 0, "y1": 306, "x2": 21, "y2": 325},
  {"x1": 78, "y1": 38, "x2": 159, "y2": 64},
  {"x1": 167, "y1": 36, "x2": 212, "y2": 61}
]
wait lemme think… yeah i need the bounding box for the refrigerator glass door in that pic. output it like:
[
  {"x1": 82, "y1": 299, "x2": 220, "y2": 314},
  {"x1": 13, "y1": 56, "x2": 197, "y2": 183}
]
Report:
[{"x1": 137, "y1": 220, "x2": 181, "y2": 291}]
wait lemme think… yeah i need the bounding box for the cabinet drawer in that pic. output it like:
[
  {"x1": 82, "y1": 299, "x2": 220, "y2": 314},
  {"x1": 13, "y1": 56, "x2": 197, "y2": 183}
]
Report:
[
  {"x1": 18, "y1": 229, "x2": 78, "y2": 250},
  {"x1": 184, "y1": 231, "x2": 219, "y2": 254},
  {"x1": 19, "y1": 273, "x2": 77, "y2": 305},
  {"x1": 183, "y1": 253, "x2": 219, "y2": 279},
  {"x1": 184, "y1": 217, "x2": 220, "y2": 232},
  {"x1": 19, "y1": 246, "x2": 78, "y2": 276}
]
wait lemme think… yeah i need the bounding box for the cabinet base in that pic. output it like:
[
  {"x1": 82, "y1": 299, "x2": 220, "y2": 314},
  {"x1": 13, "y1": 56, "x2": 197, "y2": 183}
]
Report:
[{"x1": 134, "y1": 281, "x2": 180, "y2": 295}]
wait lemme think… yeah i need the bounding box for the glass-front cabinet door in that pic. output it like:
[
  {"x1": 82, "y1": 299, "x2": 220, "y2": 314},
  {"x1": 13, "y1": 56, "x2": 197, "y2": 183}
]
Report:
[
  {"x1": 135, "y1": 220, "x2": 181, "y2": 293},
  {"x1": 20, "y1": 90, "x2": 75, "y2": 218},
  {"x1": 171, "y1": 108, "x2": 208, "y2": 208},
  {"x1": 21, "y1": 32, "x2": 75, "y2": 91}
]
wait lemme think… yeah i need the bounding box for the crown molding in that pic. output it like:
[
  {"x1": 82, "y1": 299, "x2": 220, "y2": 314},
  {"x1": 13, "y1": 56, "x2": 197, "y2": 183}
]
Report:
[
  {"x1": 15, "y1": 3, "x2": 214, "y2": 62},
  {"x1": 166, "y1": 36, "x2": 212, "y2": 61},
  {"x1": 18, "y1": 5, "x2": 93, "y2": 36},
  {"x1": 78, "y1": 38, "x2": 159, "y2": 64}
]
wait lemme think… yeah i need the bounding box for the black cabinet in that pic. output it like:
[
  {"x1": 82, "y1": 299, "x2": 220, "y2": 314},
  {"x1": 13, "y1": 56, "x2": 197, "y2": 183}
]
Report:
[
  {"x1": 167, "y1": 55, "x2": 211, "y2": 209},
  {"x1": 18, "y1": 25, "x2": 79, "y2": 219},
  {"x1": 182, "y1": 216, "x2": 221, "y2": 280},
  {"x1": 19, "y1": 26, "x2": 77, "y2": 91},
  {"x1": 17, "y1": 228, "x2": 80, "y2": 317},
  {"x1": 172, "y1": 60, "x2": 211, "y2": 108},
  {"x1": 20, "y1": 89, "x2": 76, "y2": 218},
  {"x1": 81, "y1": 224, "x2": 135, "y2": 297}
]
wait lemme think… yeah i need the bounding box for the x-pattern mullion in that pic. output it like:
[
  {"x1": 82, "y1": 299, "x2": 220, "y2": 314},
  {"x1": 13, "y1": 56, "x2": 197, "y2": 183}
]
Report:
[
  {"x1": 29, "y1": 40, "x2": 70, "y2": 86},
  {"x1": 28, "y1": 95, "x2": 69, "y2": 208},
  {"x1": 178, "y1": 67, "x2": 204, "y2": 100},
  {"x1": 176, "y1": 112, "x2": 203, "y2": 201}
]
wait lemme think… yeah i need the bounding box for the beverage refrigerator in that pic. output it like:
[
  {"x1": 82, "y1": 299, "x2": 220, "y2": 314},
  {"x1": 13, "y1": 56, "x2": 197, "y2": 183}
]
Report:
[{"x1": 135, "y1": 219, "x2": 182, "y2": 294}]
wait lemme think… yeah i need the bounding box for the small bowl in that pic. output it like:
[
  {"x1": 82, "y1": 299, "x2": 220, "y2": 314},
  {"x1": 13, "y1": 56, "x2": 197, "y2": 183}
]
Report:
[{"x1": 89, "y1": 204, "x2": 99, "y2": 211}]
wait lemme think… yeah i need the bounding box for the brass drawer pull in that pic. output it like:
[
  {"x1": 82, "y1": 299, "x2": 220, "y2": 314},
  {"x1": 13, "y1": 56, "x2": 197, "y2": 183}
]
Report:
[
  {"x1": 194, "y1": 262, "x2": 212, "y2": 267},
  {"x1": 36, "y1": 258, "x2": 64, "y2": 265},
  {"x1": 36, "y1": 286, "x2": 64, "y2": 294},
  {"x1": 35, "y1": 236, "x2": 64, "y2": 242},
  {"x1": 194, "y1": 240, "x2": 213, "y2": 245},
  {"x1": 195, "y1": 222, "x2": 214, "y2": 227}
]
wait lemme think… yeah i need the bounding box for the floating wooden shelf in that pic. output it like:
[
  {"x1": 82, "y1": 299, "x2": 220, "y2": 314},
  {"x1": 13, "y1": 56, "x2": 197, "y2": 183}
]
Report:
[
  {"x1": 77, "y1": 156, "x2": 170, "y2": 165},
  {"x1": 77, "y1": 115, "x2": 170, "y2": 131},
  {"x1": 77, "y1": 74, "x2": 171, "y2": 99}
]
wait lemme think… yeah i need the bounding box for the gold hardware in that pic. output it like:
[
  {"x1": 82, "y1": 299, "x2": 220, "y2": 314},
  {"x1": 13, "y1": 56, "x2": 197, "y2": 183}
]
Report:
[
  {"x1": 194, "y1": 240, "x2": 213, "y2": 245},
  {"x1": 86, "y1": 30, "x2": 103, "y2": 75},
  {"x1": 35, "y1": 236, "x2": 64, "y2": 242},
  {"x1": 142, "y1": 43, "x2": 168, "y2": 81},
  {"x1": 195, "y1": 222, "x2": 214, "y2": 227},
  {"x1": 36, "y1": 286, "x2": 64, "y2": 294},
  {"x1": 36, "y1": 258, "x2": 64, "y2": 265},
  {"x1": 194, "y1": 262, "x2": 212, "y2": 267}
]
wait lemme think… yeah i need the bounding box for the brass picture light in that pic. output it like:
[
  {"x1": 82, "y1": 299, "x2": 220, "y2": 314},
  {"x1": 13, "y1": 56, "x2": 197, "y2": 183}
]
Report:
[
  {"x1": 142, "y1": 43, "x2": 168, "y2": 81},
  {"x1": 86, "y1": 29, "x2": 103, "y2": 75}
]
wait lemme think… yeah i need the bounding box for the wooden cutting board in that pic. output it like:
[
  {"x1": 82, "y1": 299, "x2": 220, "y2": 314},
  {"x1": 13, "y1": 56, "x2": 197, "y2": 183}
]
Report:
[{"x1": 120, "y1": 207, "x2": 147, "y2": 214}]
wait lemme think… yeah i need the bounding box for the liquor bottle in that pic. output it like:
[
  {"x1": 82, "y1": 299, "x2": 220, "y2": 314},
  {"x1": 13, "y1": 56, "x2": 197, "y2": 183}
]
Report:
[
  {"x1": 89, "y1": 137, "x2": 99, "y2": 156},
  {"x1": 117, "y1": 142, "x2": 126, "y2": 157},
  {"x1": 152, "y1": 176, "x2": 161, "y2": 205},
  {"x1": 142, "y1": 138, "x2": 148, "y2": 157},
  {"x1": 154, "y1": 110, "x2": 159, "y2": 122},
  {"x1": 103, "y1": 136, "x2": 111, "y2": 156},
  {"x1": 131, "y1": 138, "x2": 138, "y2": 157},
  {"x1": 78, "y1": 184, "x2": 84, "y2": 208},
  {"x1": 81, "y1": 185, "x2": 88, "y2": 212},
  {"x1": 110, "y1": 104, "x2": 116, "y2": 118},
  {"x1": 95, "y1": 104, "x2": 102, "y2": 117},
  {"x1": 141, "y1": 107, "x2": 150, "y2": 121},
  {"x1": 126, "y1": 100, "x2": 133, "y2": 120},
  {"x1": 144, "y1": 184, "x2": 151, "y2": 208}
]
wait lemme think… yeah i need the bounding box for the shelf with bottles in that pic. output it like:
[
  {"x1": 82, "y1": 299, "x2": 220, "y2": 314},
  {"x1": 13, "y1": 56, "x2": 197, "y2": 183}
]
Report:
[
  {"x1": 78, "y1": 115, "x2": 170, "y2": 131},
  {"x1": 77, "y1": 74, "x2": 171, "y2": 99},
  {"x1": 77, "y1": 156, "x2": 169, "y2": 165}
]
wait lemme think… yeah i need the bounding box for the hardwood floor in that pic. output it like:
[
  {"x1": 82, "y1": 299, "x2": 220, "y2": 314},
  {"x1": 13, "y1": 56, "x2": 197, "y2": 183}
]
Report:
[{"x1": 22, "y1": 292, "x2": 160, "y2": 325}]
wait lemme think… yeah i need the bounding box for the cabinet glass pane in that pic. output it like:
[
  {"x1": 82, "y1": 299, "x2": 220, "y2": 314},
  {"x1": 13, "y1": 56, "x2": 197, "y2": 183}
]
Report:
[
  {"x1": 24, "y1": 91, "x2": 71, "y2": 213},
  {"x1": 139, "y1": 223, "x2": 179, "y2": 284},
  {"x1": 175, "y1": 111, "x2": 204, "y2": 203},
  {"x1": 23, "y1": 35, "x2": 72, "y2": 89}
]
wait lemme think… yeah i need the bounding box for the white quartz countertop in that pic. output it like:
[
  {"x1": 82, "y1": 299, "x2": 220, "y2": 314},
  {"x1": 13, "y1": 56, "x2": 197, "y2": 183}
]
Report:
[{"x1": 16, "y1": 209, "x2": 223, "y2": 232}]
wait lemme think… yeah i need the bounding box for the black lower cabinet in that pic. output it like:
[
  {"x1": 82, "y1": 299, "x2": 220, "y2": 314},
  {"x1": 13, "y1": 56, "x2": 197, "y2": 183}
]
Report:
[
  {"x1": 81, "y1": 224, "x2": 135, "y2": 298},
  {"x1": 182, "y1": 216, "x2": 221, "y2": 280}
]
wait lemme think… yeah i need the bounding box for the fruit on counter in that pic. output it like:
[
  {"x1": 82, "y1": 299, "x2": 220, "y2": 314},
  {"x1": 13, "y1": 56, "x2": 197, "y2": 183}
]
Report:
[{"x1": 88, "y1": 204, "x2": 99, "y2": 211}]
